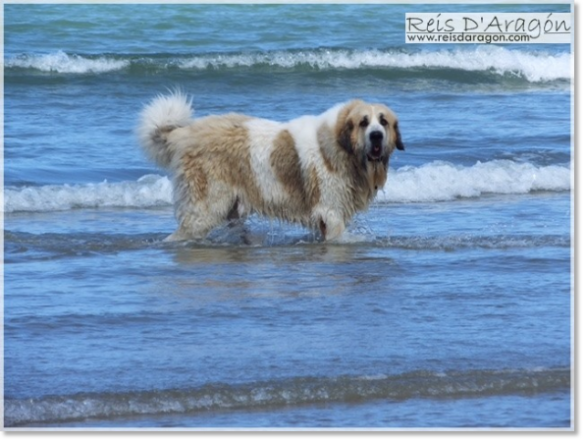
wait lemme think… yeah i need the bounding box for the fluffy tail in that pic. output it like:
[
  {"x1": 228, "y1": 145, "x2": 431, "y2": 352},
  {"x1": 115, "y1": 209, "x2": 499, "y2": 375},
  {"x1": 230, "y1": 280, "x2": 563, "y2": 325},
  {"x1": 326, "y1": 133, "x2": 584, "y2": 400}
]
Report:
[{"x1": 137, "y1": 91, "x2": 193, "y2": 168}]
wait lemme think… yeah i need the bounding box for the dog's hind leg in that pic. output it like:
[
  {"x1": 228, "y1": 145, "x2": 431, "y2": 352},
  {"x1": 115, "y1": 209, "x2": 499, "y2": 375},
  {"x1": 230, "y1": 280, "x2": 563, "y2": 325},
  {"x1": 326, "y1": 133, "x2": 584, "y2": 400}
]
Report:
[
  {"x1": 164, "y1": 212, "x2": 218, "y2": 242},
  {"x1": 167, "y1": 185, "x2": 248, "y2": 242},
  {"x1": 165, "y1": 199, "x2": 224, "y2": 242},
  {"x1": 165, "y1": 171, "x2": 229, "y2": 241},
  {"x1": 164, "y1": 228, "x2": 193, "y2": 242}
]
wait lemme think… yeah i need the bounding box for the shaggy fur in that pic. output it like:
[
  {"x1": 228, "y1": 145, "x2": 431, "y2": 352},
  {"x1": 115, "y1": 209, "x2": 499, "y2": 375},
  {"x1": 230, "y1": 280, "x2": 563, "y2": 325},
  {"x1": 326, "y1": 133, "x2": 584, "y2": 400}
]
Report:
[{"x1": 137, "y1": 93, "x2": 404, "y2": 241}]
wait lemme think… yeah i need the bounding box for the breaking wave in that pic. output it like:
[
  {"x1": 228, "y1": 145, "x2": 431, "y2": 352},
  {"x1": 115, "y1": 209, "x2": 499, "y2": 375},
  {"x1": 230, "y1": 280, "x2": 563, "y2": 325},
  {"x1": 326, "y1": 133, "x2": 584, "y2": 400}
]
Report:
[
  {"x1": 378, "y1": 160, "x2": 570, "y2": 203},
  {"x1": 4, "y1": 367, "x2": 569, "y2": 427},
  {"x1": 5, "y1": 50, "x2": 129, "y2": 74},
  {"x1": 3, "y1": 161, "x2": 571, "y2": 214},
  {"x1": 4, "y1": 174, "x2": 172, "y2": 213},
  {"x1": 5, "y1": 46, "x2": 571, "y2": 83}
]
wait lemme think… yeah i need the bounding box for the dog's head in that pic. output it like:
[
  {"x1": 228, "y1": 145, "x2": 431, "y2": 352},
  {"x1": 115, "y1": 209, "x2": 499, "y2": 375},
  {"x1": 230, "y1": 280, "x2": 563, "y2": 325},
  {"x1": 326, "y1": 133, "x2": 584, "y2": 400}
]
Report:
[{"x1": 336, "y1": 100, "x2": 404, "y2": 164}]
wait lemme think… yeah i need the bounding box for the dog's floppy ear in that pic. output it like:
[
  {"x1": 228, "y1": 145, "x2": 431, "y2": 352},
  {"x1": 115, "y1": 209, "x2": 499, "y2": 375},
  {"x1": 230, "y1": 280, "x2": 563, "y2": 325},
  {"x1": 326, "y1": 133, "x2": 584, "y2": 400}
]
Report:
[
  {"x1": 394, "y1": 122, "x2": 405, "y2": 151},
  {"x1": 337, "y1": 119, "x2": 354, "y2": 154},
  {"x1": 335, "y1": 101, "x2": 361, "y2": 155}
]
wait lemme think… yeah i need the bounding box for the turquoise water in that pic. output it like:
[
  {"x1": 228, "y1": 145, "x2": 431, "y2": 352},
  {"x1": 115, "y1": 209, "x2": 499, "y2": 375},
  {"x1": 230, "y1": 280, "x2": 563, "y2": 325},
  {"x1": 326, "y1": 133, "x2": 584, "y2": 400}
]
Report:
[{"x1": 3, "y1": 3, "x2": 573, "y2": 429}]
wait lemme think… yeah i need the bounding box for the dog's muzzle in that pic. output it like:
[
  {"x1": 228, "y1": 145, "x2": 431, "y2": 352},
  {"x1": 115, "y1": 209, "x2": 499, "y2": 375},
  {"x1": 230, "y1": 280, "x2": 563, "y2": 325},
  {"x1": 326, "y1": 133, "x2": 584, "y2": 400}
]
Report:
[{"x1": 367, "y1": 130, "x2": 384, "y2": 161}]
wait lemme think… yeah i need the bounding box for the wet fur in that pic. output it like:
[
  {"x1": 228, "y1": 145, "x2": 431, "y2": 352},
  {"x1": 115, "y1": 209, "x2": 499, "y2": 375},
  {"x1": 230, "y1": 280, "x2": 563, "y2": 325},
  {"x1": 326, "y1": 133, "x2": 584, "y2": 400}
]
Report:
[{"x1": 137, "y1": 94, "x2": 404, "y2": 241}]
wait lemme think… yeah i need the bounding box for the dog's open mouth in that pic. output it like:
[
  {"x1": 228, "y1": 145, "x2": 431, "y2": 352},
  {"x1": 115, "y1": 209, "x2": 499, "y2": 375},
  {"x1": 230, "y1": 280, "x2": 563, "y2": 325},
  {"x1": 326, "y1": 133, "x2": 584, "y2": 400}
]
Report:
[{"x1": 367, "y1": 143, "x2": 383, "y2": 161}]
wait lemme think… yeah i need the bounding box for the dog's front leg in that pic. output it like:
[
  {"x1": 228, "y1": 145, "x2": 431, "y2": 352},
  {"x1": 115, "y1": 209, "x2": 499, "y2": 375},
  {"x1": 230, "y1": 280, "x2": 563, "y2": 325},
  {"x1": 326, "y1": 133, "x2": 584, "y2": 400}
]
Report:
[{"x1": 316, "y1": 210, "x2": 345, "y2": 242}]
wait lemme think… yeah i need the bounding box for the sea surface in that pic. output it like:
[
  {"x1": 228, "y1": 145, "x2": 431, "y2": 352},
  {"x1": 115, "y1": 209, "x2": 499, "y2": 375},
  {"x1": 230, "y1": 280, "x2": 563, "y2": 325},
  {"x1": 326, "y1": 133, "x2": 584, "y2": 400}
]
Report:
[{"x1": 3, "y1": 3, "x2": 573, "y2": 429}]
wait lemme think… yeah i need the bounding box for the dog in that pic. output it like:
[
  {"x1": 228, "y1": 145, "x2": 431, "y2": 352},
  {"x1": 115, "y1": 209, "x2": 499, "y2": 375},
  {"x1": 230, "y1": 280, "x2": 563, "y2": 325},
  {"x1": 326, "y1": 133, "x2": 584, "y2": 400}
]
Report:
[{"x1": 137, "y1": 92, "x2": 404, "y2": 242}]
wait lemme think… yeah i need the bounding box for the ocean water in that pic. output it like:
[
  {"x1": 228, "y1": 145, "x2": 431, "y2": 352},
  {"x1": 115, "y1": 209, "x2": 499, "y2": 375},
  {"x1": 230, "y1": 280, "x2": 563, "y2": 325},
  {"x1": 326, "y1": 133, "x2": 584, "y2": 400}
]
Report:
[{"x1": 3, "y1": 3, "x2": 573, "y2": 429}]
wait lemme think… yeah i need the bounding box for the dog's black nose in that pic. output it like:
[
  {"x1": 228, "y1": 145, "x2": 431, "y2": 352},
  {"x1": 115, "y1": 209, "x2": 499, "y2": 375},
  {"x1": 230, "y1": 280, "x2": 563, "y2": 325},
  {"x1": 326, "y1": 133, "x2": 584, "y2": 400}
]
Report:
[{"x1": 369, "y1": 130, "x2": 384, "y2": 141}]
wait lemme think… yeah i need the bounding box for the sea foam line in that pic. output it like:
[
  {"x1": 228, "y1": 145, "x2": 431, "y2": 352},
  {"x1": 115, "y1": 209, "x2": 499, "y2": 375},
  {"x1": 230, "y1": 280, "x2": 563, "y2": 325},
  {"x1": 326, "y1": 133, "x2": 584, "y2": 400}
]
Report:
[
  {"x1": 379, "y1": 160, "x2": 571, "y2": 203},
  {"x1": 3, "y1": 174, "x2": 172, "y2": 213},
  {"x1": 5, "y1": 50, "x2": 129, "y2": 74},
  {"x1": 4, "y1": 368, "x2": 569, "y2": 426},
  {"x1": 3, "y1": 161, "x2": 570, "y2": 213},
  {"x1": 178, "y1": 46, "x2": 571, "y2": 83},
  {"x1": 5, "y1": 47, "x2": 571, "y2": 82}
]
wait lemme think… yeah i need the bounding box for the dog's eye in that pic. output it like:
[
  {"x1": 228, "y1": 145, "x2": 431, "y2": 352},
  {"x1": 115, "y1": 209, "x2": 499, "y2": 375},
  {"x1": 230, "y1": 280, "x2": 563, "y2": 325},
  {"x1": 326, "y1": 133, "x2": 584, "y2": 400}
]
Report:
[
  {"x1": 380, "y1": 115, "x2": 389, "y2": 127},
  {"x1": 359, "y1": 117, "x2": 369, "y2": 128}
]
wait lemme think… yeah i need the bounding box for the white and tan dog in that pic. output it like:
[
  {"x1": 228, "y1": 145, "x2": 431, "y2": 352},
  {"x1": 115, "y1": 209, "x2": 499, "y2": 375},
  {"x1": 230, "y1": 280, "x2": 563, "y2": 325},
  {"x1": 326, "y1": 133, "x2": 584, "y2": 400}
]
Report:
[{"x1": 137, "y1": 92, "x2": 404, "y2": 241}]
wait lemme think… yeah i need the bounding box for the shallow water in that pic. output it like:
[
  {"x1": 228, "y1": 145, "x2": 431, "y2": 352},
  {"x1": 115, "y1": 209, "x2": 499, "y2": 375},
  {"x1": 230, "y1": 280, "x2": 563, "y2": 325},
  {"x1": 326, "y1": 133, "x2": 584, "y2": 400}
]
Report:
[{"x1": 4, "y1": 193, "x2": 572, "y2": 428}]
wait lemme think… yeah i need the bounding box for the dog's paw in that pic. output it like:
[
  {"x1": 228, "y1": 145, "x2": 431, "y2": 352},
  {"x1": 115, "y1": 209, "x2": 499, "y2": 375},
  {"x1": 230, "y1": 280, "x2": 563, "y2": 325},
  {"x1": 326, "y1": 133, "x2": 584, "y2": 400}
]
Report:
[
  {"x1": 164, "y1": 229, "x2": 191, "y2": 242},
  {"x1": 323, "y1": 214, "x2": 346, "y2": 242}
]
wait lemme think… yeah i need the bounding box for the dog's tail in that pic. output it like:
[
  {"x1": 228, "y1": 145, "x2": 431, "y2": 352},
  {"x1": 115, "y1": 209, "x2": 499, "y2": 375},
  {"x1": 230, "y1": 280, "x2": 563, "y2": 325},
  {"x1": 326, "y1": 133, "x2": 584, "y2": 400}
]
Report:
[{"x1": 137, "y1": 91, "x2": 193, "y2": 169}]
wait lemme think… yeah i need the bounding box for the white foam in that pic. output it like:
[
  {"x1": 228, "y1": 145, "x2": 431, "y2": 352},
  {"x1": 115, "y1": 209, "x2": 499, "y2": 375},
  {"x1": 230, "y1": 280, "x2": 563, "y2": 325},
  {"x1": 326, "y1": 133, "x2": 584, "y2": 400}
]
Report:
[
  {"x1": 3, "y1": 368, "x2": 568, "y2": 426},
  {"x1": 179, "y1": 46, "x2": 571, "y2": 82},
  {"x1": 3, "y1": 175, "x2": 172, "y2": 213},
  {"x1": 379, "y1": 160, "x2": 571, "y2": 203},
  {"x1": 6, "y1": 47, "x2": 570, "y2": 82},
  {"x1": 3, "y1": 161, "x2": 570, "y2": 213},
  {"x1": 6, "y1": 50, "x2": 129, "y2": 74}
]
